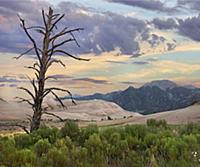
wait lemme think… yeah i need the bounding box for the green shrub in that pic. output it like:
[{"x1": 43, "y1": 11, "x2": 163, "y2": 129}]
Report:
[
  {"x1": 60, "y1": 120, "x2": 80, "y2": 141},
  {"x1": 85, "y1": 133, "x2": 105, "y2": 166},
  {"x1": 147, "y1": 119, "x2": 157, "y2": 127},
  {"x1": 34, "y1": 139, "x2": 51, "y2": 157},
  {"x1": 144, "y1": 133, "x2": 158, "y2": 148},
  {"x1": 13, "y1": 149, "x2": 36, "y2": 166},
  {"x1": 147, "y1": 119, "x2": 167, "y2": 128},
  {"x1": 180, "y1": 123, "x2": 200, "y2": 135},
  {"x1": 124, "y1": 150, "x2": 144, "y2": 167},
  {"x1": 46, "y1": 147, "x2": 69, "y2": 167},
  {"x1": 125, "y1": 125, "x2": 147, "y2": 139},
  {"x1": 78, "y1": 124, "x2": 99, "y2": 146},
  {"x1": 126, "y1": 135, "x2": 142, "y2": 150},
  {"x1": 70, "y1": 146, "x2": 88, "y2": 167},
  {"x1": 33, "y1": 126, "x2": 59, "y2": 144},
  {"x1": 1, "y1": 122, "x2": 200, "y2": 167},
  {"x1": 0, "y1": 137, "x2": 16, "y2": 166},
  {"x1": 14, "y1": 134, "x2": 33, "y2": 149}
]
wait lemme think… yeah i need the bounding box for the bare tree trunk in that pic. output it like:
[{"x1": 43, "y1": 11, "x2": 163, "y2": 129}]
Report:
[
  {"x1": 30, "y1": 10, "x2": 51, "y2": 132},
  {"x1": 16, "y1": 7, "x2": 90, "y2": 133},
  {"x1": 30, "y1": 72, "x2": 45, "y2": 132}
]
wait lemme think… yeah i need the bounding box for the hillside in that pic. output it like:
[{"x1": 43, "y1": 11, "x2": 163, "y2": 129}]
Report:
[{"x1": 73, "y1": 80, "x2": 200, "y2": 114}]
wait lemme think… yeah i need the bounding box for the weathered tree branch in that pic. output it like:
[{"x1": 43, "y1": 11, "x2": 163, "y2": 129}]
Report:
[
  {"x1": 24, "y1": 65, "x2": 40, "y2": 74},
  {"x1": 13, "y1": 47, "x2": 34, "y2": 59},
  {"x1": 42, "y1": 9, "x2": 47, "y2": 30},
  {"x1": 50, "y1": 14, "x2": 65, "y2": 32},
  {"x1": 43, "y1": 87, "x2": 76, "y2": 105},
  {"x1": 44, "y1": 75, "x2": 58, "y2": 81},
  {"x1": 27, "y1": 26, "x2": 45, "y2": 30},
  {"x1": 50, "y1": 27, "x2": 83, "y2": 42},
  {"x1": 33, "y1": 62, "x2": 41, "y2": 69},
  {"x1": 18, "y1": 15, "x2": 42, "y2": 64},
  {"x1": 17, "y1": 87, "x2": 35, "y2": 101},
  {"x1": 46, "y1": 59, "x2": 66, "y2": 70},
  {"x1": 50, "y1": 13, "x2": 60, "y2": 20},
  {"x1": 26, "y1": 114, "x2": 32, "y2": 123},
  {"x1": 15, "y1": 124, "x2": 30, "y2": 134},
  {"x1": 25, "y1": 75, "x2": 38, "y2": 97},
  {"x1": 70, "y1": 32, "x2": 80, "y2": 47},
  {"x1": 48, "y1": 38, "x2": 74, "y2": 53},
  {"x1": 0, "y1": 123, "x2": 30, "y2": 134},
  {"x1": 51, "y1": 90, "x2": 66, "y2": 108},
  {"x1": 53, "y1": 50, "x2": 90, "y2": 61},
  {"x1": 35, "y1": 29, "x2": 45, "y2": 35},
  {"x1": 34, "y1": 72, "x2": 39, "y2": 80},
  {"x1": 42, "y1": 111, "x2": 64, "y2": 122},
  {"x1": 31, "y1": 79, "x2": 38, "y2": 97},
  {"x1": 15, "y1": 96, "x2": 34, "y2": 106}
]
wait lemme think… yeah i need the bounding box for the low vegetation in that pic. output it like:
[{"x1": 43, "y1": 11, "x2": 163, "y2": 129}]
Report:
[{"x1": 1, "y1": 120, "x2": 200, "y2": 167}]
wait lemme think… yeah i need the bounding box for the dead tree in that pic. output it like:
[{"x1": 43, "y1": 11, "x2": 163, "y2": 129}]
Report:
[{"x1": 15, "y1": 7, "x2": 89, "y2": 133}]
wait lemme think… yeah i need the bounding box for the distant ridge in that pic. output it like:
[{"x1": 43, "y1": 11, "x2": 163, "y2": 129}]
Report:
[
  {"x1": 69, "y1": 80, "x2": 200, "y2": 114},
  {"x1": 143, "y1": 80, "x2": 177, "y2": 90}
]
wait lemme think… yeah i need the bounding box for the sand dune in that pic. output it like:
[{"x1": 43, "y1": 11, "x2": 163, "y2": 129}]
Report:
[
  {"x1": 81, "y1": 103, "x2": 200, "y2": 127},
  {"x1": 0, "y1": 99, "x2": 199, "y2": 128},
  {"x1": 0, "y1": 100, "x2": 141, "y2": 121},
  {"x1": 133, "y1": 104, "x2": 200, "y2": 124}
]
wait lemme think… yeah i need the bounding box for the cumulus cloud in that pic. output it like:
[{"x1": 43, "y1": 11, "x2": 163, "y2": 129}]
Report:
[
  {"x1": 177, "y1": 0, "x2": 200, "y2": 11},
  {"x1": 57, "y1": 1, "x2": 151, "y2": 55},
  {"x1": 178, "y1": 15, "x2": 200, "y2": 41},
  {"x1": 0, "y1": 0, "x2": 50, "y2": 53},
  {"x1": 152, "y1": 18, "x2": 178, "y2": 30},
  {"x1": 166, "y1": 43, "x2": 176, "y2": 51},
  {"x1": 152, "y1": 14, "x2": 200, "y2": 42},
  {"x1": 148, "y1": 34, "x2": 166, "y2": 48},
  {"x1": 0, "y1": 0, "x2": 168, "y2": 56},
  {"x1": 1, "y1": 0, "x2": 197, "y2": 57},
  {"x1": 106, "y1": 0, "x2": 178, "y2": 13}
]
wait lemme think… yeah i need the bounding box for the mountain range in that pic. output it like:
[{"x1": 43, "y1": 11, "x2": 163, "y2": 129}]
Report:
[{"x1": 69, "y1": 80, "x2": 200, "y2": 114}]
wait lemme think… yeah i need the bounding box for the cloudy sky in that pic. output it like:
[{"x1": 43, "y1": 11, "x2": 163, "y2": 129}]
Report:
[{"x1": 0, "y1": 0, "x2": 200, "y2": 100}]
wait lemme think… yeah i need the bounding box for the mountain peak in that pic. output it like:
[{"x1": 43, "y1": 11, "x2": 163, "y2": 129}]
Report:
[
  {"x1": 143, "y1": 80, "x2": 177, "y2": 91},
  {"x1": 68, "y1": 79, "x2": 200, "y2": 114},
  {"x1": 126, "y1": 86, "x2": 135, "y2": 91}
]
